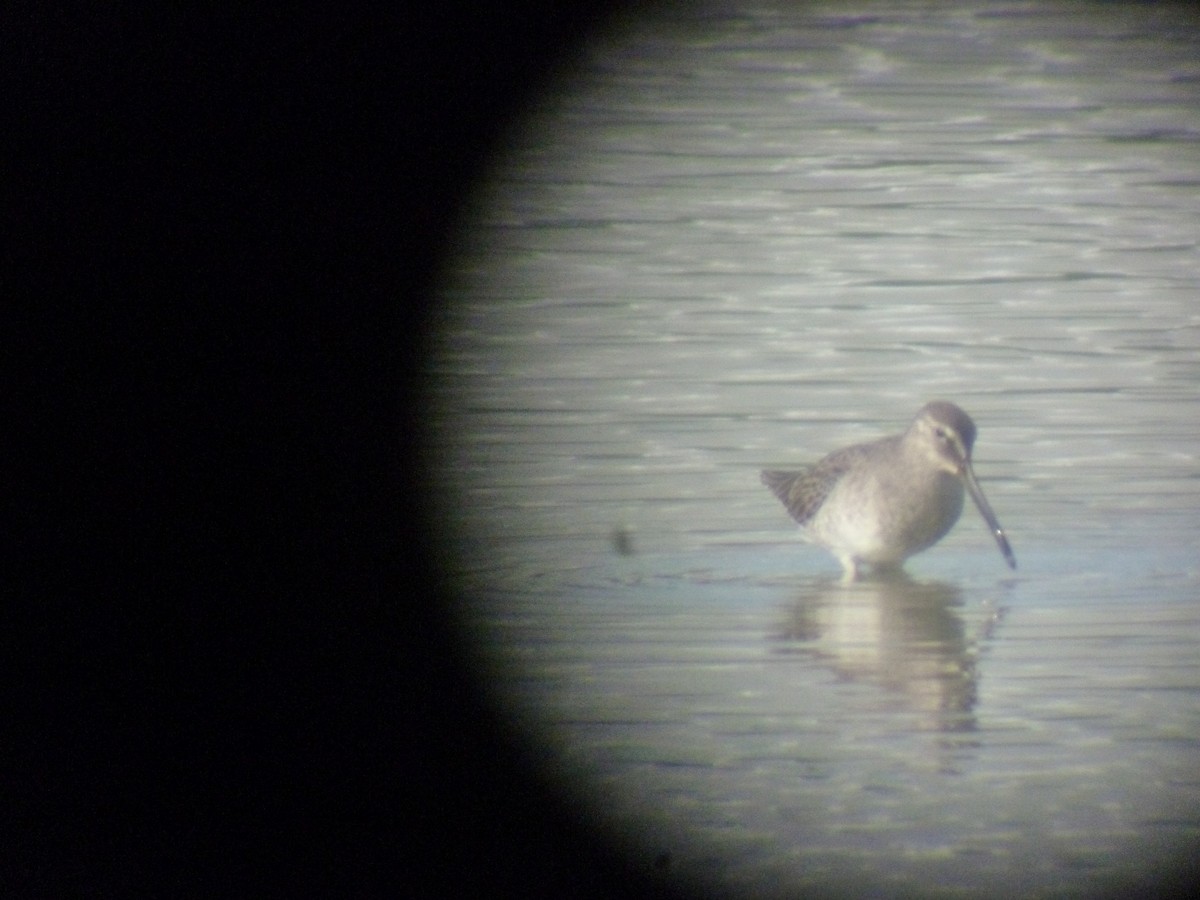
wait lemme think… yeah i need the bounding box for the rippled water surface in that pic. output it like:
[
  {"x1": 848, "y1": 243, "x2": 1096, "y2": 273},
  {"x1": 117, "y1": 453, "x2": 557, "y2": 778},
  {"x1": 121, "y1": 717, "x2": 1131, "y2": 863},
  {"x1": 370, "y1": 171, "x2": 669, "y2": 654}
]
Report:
[{"x1": 427, "y1": 2, "x2": 1200, "y2": 895}]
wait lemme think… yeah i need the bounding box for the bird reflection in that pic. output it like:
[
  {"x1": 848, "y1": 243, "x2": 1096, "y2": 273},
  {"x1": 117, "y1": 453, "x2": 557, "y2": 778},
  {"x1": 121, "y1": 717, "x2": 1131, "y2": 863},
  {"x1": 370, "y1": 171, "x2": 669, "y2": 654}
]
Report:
[{"x1": 772, "y1": 572, "x2": 993, "y2": 736}]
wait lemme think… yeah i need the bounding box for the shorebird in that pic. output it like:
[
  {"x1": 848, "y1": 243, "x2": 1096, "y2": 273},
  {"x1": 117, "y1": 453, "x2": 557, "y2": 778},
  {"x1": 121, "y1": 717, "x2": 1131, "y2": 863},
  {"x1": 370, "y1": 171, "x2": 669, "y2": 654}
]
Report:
[{"x1": 762, "y1": 401, "x2": 1016, "y2": 580}]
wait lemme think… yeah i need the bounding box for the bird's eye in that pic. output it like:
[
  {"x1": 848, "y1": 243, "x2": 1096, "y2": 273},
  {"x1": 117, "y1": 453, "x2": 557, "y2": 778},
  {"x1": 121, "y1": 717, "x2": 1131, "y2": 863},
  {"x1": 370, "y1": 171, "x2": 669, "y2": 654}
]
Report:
[{"x1": 934, "y1": 427, "x2": 947, "y2": 440}]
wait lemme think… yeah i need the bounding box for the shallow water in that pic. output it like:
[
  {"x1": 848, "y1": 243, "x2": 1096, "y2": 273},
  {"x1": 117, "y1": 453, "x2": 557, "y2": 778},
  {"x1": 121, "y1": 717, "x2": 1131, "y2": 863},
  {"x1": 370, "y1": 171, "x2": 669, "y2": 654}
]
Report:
[{"x1": 427, "y1": 2, "x2": 1200, "y2": 895}]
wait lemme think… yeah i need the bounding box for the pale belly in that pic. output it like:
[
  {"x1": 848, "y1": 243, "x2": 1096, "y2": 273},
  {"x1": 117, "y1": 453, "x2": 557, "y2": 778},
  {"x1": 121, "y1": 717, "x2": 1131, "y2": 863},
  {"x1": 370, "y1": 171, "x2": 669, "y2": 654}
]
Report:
[{"x1": 805, "y1": 470, "x2": 965, "y2": 565}]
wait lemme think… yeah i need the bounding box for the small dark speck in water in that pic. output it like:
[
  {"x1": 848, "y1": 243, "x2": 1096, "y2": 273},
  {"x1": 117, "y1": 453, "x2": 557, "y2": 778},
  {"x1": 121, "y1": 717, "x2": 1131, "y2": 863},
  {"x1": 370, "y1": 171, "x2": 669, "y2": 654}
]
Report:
[{"x1": 611, "y1": 526, "x2": 635, "y2": 556}]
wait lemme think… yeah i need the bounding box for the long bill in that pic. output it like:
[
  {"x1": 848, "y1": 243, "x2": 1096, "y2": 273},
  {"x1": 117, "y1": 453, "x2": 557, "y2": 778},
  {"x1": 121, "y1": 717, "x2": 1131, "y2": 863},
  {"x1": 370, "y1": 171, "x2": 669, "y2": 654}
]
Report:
[{"x1": 962, "y1": 463, "x2": 1017, "y2": 570}]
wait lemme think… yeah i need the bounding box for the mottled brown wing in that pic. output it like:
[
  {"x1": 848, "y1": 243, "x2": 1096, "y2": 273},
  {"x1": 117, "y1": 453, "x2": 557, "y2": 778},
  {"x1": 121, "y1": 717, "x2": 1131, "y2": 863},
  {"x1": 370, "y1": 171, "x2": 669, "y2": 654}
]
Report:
[{"x1": 761, "y1": 447, "x2": 861, "y2": 526}]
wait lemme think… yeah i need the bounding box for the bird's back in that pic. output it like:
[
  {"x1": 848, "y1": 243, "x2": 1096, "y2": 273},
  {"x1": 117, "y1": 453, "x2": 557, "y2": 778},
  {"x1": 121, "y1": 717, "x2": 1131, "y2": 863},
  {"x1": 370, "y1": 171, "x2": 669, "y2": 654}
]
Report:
[{"x1": 761, "y1": 439, "x2": 884, "y2": 526}]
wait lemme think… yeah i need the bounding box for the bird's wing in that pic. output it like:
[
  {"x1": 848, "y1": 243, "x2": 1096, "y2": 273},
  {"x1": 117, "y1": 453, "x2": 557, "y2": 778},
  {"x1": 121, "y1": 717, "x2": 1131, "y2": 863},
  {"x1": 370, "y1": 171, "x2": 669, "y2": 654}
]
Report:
[
  {"x1": 761, "y1": 438, "x2": 881, "y2": 526},
  {"x1": 761, "y1": 449, "x2": 857, "y2": 526}
]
